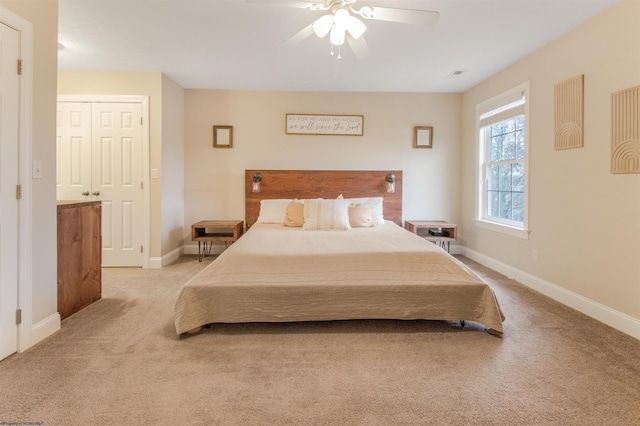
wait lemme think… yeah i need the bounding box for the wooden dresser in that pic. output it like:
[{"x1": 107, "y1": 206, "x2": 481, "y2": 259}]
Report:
[{"x1": 57, "y1": 201, "x2": 102, "y2": 320}]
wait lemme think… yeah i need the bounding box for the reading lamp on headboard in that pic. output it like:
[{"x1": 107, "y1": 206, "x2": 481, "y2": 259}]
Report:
[
  {"x1": 252, "y1": 173, "x2": 262, "y2": 193},
  {"x1": 385, "y1": 173, "x2": 396, "y2": 193}
]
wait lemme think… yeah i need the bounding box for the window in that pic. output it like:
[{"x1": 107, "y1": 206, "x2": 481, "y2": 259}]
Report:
[{"x1": 476, "y1": 82, "x2": 529, "y2": 239}]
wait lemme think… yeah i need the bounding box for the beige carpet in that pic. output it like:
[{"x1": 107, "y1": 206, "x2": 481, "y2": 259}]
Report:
[{"x1": 1, "y1": 255, "x2": 638, "y2": 425}]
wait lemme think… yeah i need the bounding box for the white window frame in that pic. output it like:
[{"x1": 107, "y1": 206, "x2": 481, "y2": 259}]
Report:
[{"x1": 475, "y1": 82, "x2": 530, "y2": 239}]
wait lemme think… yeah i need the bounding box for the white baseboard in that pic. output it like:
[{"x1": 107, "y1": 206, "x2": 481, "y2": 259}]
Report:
[
  {"x1": 151, "y1": 244, "x2": 224, "y2": 268},
  {"x1": 449, "y1": 244, "x2": 462, "y2": 255},
  {"x1": 149, "y1": 246, "x2": 185, "y2": 269},
  {"x1": 148, "y1": 257, "x2": 162, "y2": 269},
  {"x1": 20, "y1": 313, "x2": 61, "y2": 352},
  {"x1": 461, "y1": 247, "x2": 640, "y2": 340}
]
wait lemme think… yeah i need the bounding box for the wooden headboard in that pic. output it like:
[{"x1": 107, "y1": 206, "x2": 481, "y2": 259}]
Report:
[{"x1": 245, "y1": 170, "x2": 402, "y2": 228}]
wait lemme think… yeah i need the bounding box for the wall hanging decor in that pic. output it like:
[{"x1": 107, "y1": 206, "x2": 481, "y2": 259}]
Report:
[
  {"x1": 414, "y1": 126, "x2": 433, "y2": 148},
  {"x1": 213, "y1": 125, "x2": 233, "y2": 148},
  {"x1": 611, "y1": 86, "x2": 640, "y2": 174},
  {"x1": 554, "y1": 75, "x2": 584, "y2": 150},
  {"x1": 285, "y1": 114, "x2": 364, "y2": 136}
]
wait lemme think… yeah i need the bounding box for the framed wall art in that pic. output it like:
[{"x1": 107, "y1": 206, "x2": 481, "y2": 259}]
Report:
[
  {"x1": 286, "y1": 114, "x2": 364, "y2": 136},
  {"x1": 554, "y1": 75, "x2": 584, "y2": 150},
  {"x1": 213, "y1": 125, "x2": 233, "y2": 148},
  {"x1": 611, "y1": 86, "x2": 640, "y2": 174},
  {"x1": 414, "y1": 126, "x2": 433, "y2": 148}
]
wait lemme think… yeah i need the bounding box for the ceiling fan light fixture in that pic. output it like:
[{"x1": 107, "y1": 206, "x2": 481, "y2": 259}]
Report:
[
  {"x1": 329, "y1": 25, "x2": 346, "y2": 46},
  {"x1": 247, "y1": 0, "x2": 440, "y2": 60},
  {"x1": 346, "y1": 16, "x2": 366, "y2": 40},
  {"x1": 312, "y1": 14, "x2": 334, "y2": 38},
  {"x1": 333, "y1": 8, "x2": 350, "y2": 28}
]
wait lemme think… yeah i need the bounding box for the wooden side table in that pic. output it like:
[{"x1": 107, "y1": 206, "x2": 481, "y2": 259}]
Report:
[
  {"x1": 191, "y1": 220, "x2": 244, "y2": 261},
  {"x1": 404, "y1": 220, "x2": 457, "y2": 252}
]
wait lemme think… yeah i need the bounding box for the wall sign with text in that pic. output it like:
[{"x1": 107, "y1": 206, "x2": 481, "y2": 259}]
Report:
[{"x1": 286, "y1": 114, "x2": 364, "y2": 136}]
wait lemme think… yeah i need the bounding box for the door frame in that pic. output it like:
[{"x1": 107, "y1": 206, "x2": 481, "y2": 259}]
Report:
[
  {"x1": 1, "y1": 7, "x2": 33, "y2": 353},
  {"x1": 57, "y1": 95, "x2": 151, "y2": 268}
]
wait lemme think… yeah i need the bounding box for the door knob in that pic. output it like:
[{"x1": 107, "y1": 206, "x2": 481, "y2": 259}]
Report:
[
  {"x1": 92, "y1": 191, "x2": 100, "y2": 196},
  {"x1": 81, "y1": 191, "x2": 90, "y2": 196}
]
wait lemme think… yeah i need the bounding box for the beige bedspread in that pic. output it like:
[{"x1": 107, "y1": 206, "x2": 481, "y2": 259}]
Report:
[{"x1": 174, "y1": 222, "x2": 505, "y2": 335}]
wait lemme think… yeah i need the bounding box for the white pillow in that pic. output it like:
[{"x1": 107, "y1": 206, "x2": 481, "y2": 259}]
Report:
[
  {"x1": 349, "y1": 203, "x2": 374, "y2": 228},
  {"x1": 338, "y1": 196, "x2": 385, "y2": 226},
  {"x1": 303, "y1": 199, "x2": 351, "y2": 231},
  {"x1": 256, "y1": 199, "x2": 292, "y2": 224}
]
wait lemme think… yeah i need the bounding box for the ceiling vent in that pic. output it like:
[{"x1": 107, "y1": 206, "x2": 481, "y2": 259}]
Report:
[{"x1": 446, "y1": 70, "x2": 466, "y2": 79}]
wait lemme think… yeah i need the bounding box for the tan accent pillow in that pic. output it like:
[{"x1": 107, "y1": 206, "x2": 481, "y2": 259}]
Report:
[
  {"x1": 347, "y1": 197, "x2": 384, "y2": 225},
  {"x1": 337, "y1": 195, "x2": 385, "y2": 226},
  {"x1": 349, "y1": 203, "x2": 374, "y2": 228},
  {"x1": 284, "y1": 200, "x2": 304, "y2": 227}
]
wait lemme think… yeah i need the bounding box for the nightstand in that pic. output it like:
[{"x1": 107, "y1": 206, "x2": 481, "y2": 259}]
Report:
[
  {"x1": 404, "y1": 220, "x2": 457, "y2": 252},
  {"x1": 191, "y1": 220, "x2": 244, "y2": 261}
]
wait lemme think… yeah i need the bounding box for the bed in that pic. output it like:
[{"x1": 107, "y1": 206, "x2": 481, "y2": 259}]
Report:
[{"x1": 174, "y1": 170, "x2": 505, "y2": 336}]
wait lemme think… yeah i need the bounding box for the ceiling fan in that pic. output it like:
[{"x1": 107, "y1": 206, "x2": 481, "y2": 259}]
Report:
[{"x1": 246, "y1": 0, "x2": 440, "y2": 59}]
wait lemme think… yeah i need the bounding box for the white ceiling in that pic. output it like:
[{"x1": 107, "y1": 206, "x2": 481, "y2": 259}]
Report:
[{"x1": 57, "y1": 0, "x2": 621, "y2": 93}]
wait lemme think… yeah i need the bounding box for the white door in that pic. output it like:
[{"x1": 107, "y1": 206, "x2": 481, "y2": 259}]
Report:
[
  {"x1": 56, "y1": 101, "x2": 144, "y2": 267},
  {"x1": 92, "y1": 103, "x2": 144, "y2": 267},
  {"x1": 0, "y1": 22, "x2": 20, "y2": 360},
  {"x1": 56, "y1": 102, "x2": 92, "y2": 200}
]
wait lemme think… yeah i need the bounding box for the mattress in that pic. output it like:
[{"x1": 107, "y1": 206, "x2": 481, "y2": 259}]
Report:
[{"x1": 174, "y1": 221, "x2": 505, "y2": 335}]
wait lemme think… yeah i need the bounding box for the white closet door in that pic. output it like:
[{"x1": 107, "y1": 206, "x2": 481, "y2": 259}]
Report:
[
  {"x1": 92, "y1": 102, "x2": 144, "y2": 267},
  {"x1": 57, "y1": 101, "x2": 144, "y2": 267},
  {"x1": 0, "y1": 22, "x2": 20, "y2": 361},
  {"x1": 56, "y1": 102, "x2": 92, "y2": 201}
]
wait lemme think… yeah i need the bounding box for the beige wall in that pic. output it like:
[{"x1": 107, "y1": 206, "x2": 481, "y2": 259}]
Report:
[
  {"x1": 57, "y1": 71, "x2": 172, "y2": 262},
  {"x1": 460, "y1": 0, "x2": 640, "y2": 326},
  {"x1": 1, "y1": 0, "x2": 59, "y2": 330},
  {"x1": 160, "y1": 74, "x2": 185, "y2": 258},
  {"x1": 183, "y1": 90, "x2": 462, "y2": 251}
]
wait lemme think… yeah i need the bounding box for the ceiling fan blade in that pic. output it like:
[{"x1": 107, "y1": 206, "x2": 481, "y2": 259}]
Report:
[
  {"x1": 346, "y1": 35, "x2": 370, "y2": 60},
  {"x1": 244, "y1": 0, "x2": 329, "y2": 11},
  {"x1": 280, "y1": 24, "x2": 315, "y2": 48},
  {"x1": 360, "y1": 7, "x2": 439, "y2": 26}
]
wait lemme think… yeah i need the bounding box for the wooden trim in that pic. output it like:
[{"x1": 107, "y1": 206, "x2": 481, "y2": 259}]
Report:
[{"x1": 245, "y1": 170, "x2": 402, "y2": 228}]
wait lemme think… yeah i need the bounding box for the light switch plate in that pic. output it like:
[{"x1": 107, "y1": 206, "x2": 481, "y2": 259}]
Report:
[{"x1": 33, "y1": 160, "x2": 43, "y2": 179}]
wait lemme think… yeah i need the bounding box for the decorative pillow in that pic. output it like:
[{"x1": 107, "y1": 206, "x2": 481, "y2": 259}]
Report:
[
  {"x1": 348, "y1": 203, "x2": 374, "y2": 228},
  {"x1": 284, "y1": 200, "x2": 305, "y2": 227},
  {"x1": 303, "y1": 199, "x2": 351, "y2": 231},
  {"x1": 256, "y1": 199, "x2": 292, "y2": 224},
  {"x1": 338, "y1": 195, "x2": 385, "y2": 226}
]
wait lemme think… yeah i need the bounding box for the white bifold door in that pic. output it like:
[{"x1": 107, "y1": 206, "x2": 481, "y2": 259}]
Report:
[{"x1": 57, "y1": 101, "x2": 144, "y2": 267}]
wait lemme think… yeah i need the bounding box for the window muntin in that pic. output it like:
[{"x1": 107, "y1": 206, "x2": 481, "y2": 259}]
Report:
[{"x1": 485, "y1": 115, "x2": 525, "y2": 224}]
